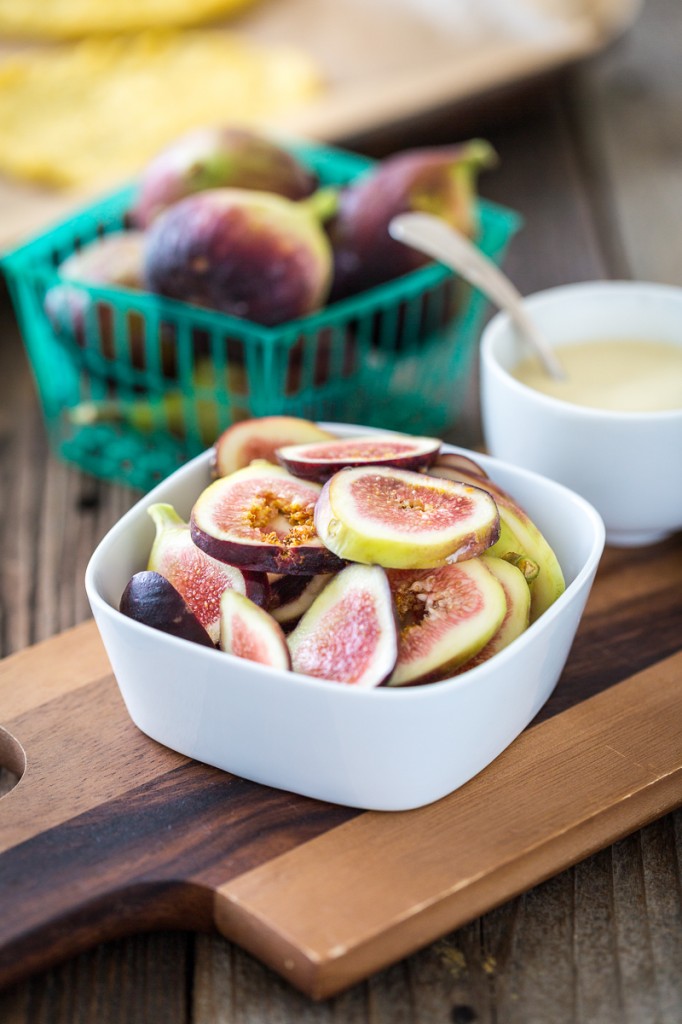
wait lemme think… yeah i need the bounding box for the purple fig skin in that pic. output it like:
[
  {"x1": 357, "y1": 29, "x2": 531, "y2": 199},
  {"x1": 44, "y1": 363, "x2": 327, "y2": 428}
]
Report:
[
  {"x1": 131, "y1": 126, "x2": 318, "y2": 228},
  {"x1": 120, "y1": 571, "x2": 215, "y2": 647},
  {"x1": 432, "y1": 452, "x2": 489, "y2": 479},
  {"x1": 328, "y1": 139, "x2": 496, "y2": 300},
  {"x1": 275, "y1": 434, "x2": 441, "y2": 481},
  {"x1": 143, "y1": 187, "x2": 333, "y2": 326},
  {"x1": 191, "y1": 520, "x2": 343, "y2": 576}
]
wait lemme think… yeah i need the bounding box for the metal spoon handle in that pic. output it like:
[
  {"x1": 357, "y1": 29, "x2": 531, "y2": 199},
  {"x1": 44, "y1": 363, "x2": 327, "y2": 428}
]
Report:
[{"x1": 389, "y1": 212, "x2": 565, "y2": 381}]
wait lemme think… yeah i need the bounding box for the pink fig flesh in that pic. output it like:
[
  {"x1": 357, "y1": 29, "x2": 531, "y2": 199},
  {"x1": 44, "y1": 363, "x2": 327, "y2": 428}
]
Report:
[
  {"x1": 449, "y1": 556, "x2": 531, "y2": 678},
  {"x1": 191, "y1": 462, "x2": 345, "y2": 575},
  {"x1": 131, "y1": 126, "x2": 318, "y2": 228},
  {"x1": 276, "y1": 433, "x2": 441, "y2": 481},
  {"x1": 386, "y1": 558, "x2": 507, "y2": 686},
  {"x1": 219, "y1": 590, "x2": 292, "y2": 671},
  {"x1": 314, "y1": 465, "x2": 500, "y2": 569},
  {"x1": 147, "y1": 503, "x2": 268, "y2": 644},
  {"x1": 287, "y1": 564, "x2": 398, "y2": 687},
  {"x1": 212, "y1": 415, "x2": 336, "y2": 478},
  {"x1": 120, "y1": 570, "x2": 214, "y2": 648}
]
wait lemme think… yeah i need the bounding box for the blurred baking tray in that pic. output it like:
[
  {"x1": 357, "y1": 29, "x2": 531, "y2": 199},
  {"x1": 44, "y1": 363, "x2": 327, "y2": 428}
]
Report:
[{"x1": 0, "y1": 0, "x2": 640, "y2": 248}]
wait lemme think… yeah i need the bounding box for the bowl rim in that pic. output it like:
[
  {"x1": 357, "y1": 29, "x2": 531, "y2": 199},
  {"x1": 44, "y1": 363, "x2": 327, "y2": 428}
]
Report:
[
  {"x1": 85, "y1": 427, "x2": 605, "y2": 703},
  {"x1": 481, "y1": 279, "x2": 682, "y2": 423}
]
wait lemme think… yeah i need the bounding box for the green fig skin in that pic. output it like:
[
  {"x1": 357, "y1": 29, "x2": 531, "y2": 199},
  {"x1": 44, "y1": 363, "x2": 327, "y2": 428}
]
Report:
[
  {"x1": 144, "y1": 187, "x2": 334, "y2": 325},
  {"x1": 328, "y1": 139, "x2": 496, "y2": 300},
  {"x1": 131, "y1": 126, "x2": 319, "y2": 228}
]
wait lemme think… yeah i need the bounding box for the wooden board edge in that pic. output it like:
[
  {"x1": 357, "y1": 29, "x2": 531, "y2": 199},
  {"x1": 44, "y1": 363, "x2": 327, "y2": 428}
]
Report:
[{"x1": 213, "y1": 768, "x2": 682, "y2": 1000}]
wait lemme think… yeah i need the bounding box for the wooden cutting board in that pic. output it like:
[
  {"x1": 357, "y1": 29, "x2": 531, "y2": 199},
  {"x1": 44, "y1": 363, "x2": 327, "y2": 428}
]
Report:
[{"x1": 1, "y1": 537, "x2": 681, "y2": 1001}]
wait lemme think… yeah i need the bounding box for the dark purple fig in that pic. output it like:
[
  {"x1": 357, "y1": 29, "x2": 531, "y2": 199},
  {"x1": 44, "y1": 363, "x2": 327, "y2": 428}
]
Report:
[
  {"x1": 219, "y1": 590, "x2": 292, "y2": 671},
  {"x1": 131, "y1": 126, "x2": 319, "y2": 228},
  {"x1": 314, "y1": 465, "x2": 500, "y2": 569},
  {"x1": 268, "y1": 572, "x2": 335, "y2": 628},
  {"x1": 190, "y1": 462, "x2": 345, "y2": 575},
  {"x1": 328, "y1": 139, "x2": 496, "y2": 300},
  {"x1": 144, "y1": 187, "x2": 334, "y2": 325},
  {"x1": 276, "y1": 433, "x2": 441, "y2": 481},
  {"x1": 427, "y1": 465, "x2": 565, "y2": 622},
  {"x1": 386, "y1": 558, "x2": 507, "y2": 686},
  {"x1": 120, "y1": 570, "x2": 214, "y2": 647},
  {"x1": 148, "y1": 502, "x2": 268, "y2": 644},
  {"x1": 212, "y1": 415, "x2": 336, "y2": 479},
  {"x1": 287, "y1": 564, "x2": 398, "y2": 687},
  {"x1": 431, "y1": 451, "x2": 489, "y2": 479}
]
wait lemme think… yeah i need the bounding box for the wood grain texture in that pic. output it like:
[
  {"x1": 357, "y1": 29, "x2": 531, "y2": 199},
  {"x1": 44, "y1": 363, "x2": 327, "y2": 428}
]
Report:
[
  {"x1": 1, "y1": 1, "x2": 681, "y2": 1020},
  {"x1": 0, "y1": 541, "x2": 679, "y2": 997}
]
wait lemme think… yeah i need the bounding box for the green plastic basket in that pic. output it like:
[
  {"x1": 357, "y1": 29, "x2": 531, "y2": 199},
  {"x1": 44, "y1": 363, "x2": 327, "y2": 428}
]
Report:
[{"x1": 2, "y1": 139, "x2": 520, "y2": 492}]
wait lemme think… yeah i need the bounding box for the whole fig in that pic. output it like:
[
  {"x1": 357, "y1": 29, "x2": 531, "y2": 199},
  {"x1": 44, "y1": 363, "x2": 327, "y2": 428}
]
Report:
[
  {"x1": 328, "y1": 139, "x2": 496, "y2": 300},
  {"x1": 131, "y1": 126, "x2": 319, "y2": 228},
  {"x1": 144, "y1": 187, "x2": 334, "y2": 325},
  {"x1": 43, "y1": 231, "x2": 167, "y2": 370}
]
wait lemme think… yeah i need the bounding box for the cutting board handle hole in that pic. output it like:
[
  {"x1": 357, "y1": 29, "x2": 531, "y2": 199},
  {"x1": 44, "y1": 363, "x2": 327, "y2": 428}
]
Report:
[{"x1": 0, "y1": 727, "x2": 26, "y2": 797}]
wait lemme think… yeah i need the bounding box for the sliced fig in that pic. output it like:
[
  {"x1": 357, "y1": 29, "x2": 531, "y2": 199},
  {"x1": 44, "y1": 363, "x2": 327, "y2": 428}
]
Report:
[
  {"x1": 314, "y1": 466, "x2": 500, "y2": 569},
  {"x1": 428, "y1": 464, "x2": 565, "y2": 622},
  {"x1": 386, "y1": 558, "x2": 507, "y2": 686},
  {"x1": 212, "y1": 416, "x2": 337, "y2": 479},
  {"x1": 268, "y1": 572, "x2": 336, "y2": 628},
  {"x1": 276, "y1": 433, "x2": 441, "y2": 482},
  {"x1": 450, "y1": 556, "x2": 530, "y2": 678},
  {"x1": 432, "y1": 452, "x2": 489, "y2": 479},
  {"x1": 120, "y1": 571, "x2": 214, "y2": 648},
  {"x1": 191, "y1": 462, "x2": 345, "y2": 575},
  {"x1": 287, "y1": 564, "x2": 398, "y2": 687},
  {"x1": 219, "y1": 590, "x2": 292, "y2": 671},
  {"x1": 147, "y1": 503, "x2": 268, "y2": 644}
]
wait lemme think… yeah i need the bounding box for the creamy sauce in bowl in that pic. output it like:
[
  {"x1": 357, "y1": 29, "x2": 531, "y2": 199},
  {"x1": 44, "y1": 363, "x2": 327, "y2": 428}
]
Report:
[{"x1": 512, "y1": 339, "x2": 682, "y2": 412}]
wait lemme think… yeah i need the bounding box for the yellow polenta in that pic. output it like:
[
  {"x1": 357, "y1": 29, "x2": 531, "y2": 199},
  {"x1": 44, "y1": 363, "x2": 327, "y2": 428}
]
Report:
[
  {"x1": 0, "y1": 0, "x2": 260, "y2": 38},
  {"x1": 0, "y1": 30, "x2": 322, "y2": 186}
]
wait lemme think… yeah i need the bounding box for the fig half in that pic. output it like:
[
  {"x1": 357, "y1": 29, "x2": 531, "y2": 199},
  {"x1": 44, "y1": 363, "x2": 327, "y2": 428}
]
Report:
[
  {"x1": 386, "y1": 558, "x2": 507, "y2": 686},
  {"x1": 191, "y1": 462, "x2": 345, "y2": 575},
  {"x1": 147, "y1": 503, "x2": 268, "y2": 644},
  {"x1": 450, "y1": 556, "x2": 531, "y2": 678},
  {"x1": 432, "y1": 452, "x2": 489, "y2": 479},
  {"x1": 276, "y1": 433, "x2": 441, "y2": 481},
  {"x1": 212, "y1": 415, "x2": 336, "y2": 479},
  {"x1": 287, "y1": 564, "x2": 398, "y2": 687},
  {"x1": 219, "y1": 590, "x2": 292, "y2": 671},
  {"x1": 429, "y1": 465, "x2": 565, "y2": 621},
  {"x1": 314, "y1": 466, "x2": 500, "y2": 569},
  {"x1": 120, "y1": 571, "x2": 214, "y2": 648}
]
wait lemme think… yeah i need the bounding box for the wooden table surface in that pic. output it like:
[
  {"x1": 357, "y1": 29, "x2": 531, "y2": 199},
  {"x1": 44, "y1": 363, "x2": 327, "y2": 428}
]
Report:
[{"x1": 1, "y1": 1, "x2": 680, "y2": 1021}]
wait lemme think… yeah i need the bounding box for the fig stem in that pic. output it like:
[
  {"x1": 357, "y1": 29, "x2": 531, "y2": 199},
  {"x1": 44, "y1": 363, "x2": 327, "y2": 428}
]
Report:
[{"x1": 300, "y1": 186, "x2": 339, "y2": 224}]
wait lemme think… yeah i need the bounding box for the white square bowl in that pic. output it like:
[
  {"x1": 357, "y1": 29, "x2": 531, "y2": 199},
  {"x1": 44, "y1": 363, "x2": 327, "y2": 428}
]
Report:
[{"x1": 85, "y1": 424, "x2": 605, "y2": 811}]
